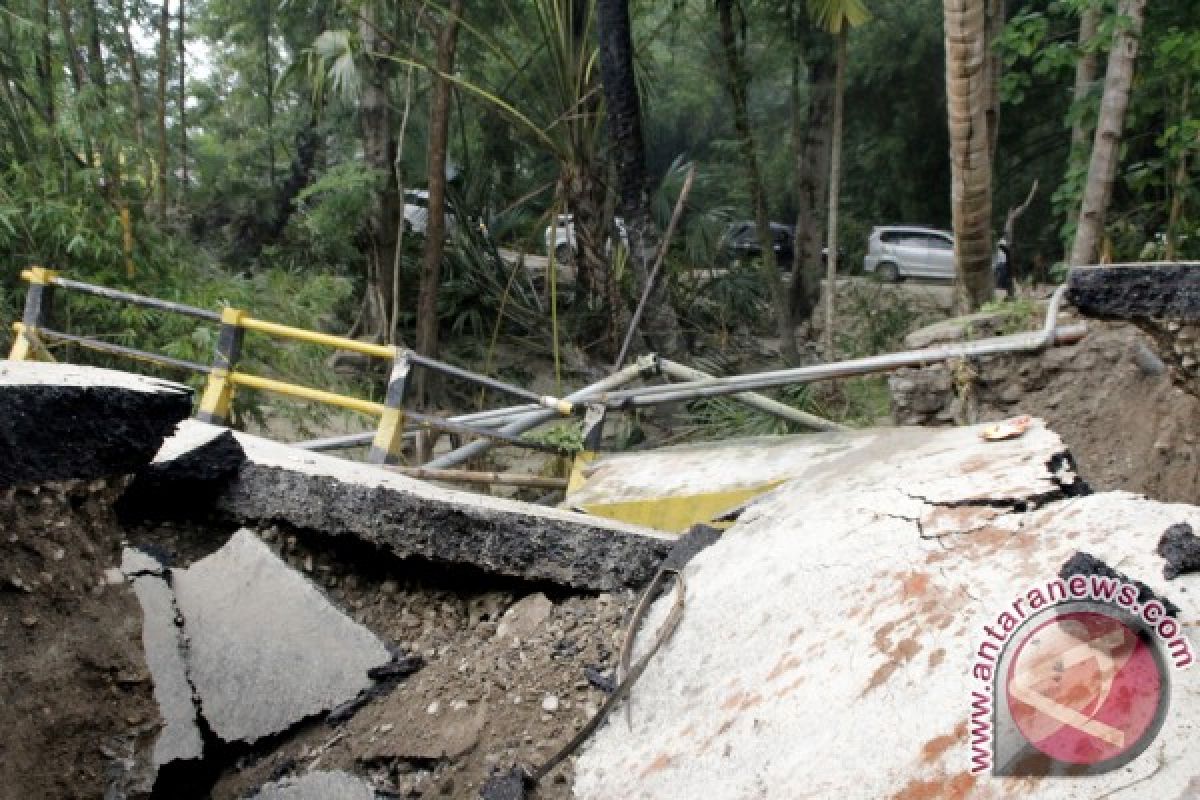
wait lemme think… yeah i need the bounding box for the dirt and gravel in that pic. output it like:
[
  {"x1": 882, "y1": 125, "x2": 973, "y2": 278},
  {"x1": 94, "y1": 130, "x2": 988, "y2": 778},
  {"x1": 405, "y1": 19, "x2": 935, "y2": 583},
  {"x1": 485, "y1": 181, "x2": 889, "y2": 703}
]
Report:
[
  {"x1": 0, "y1": 479, "x2": 161, "y2": 800},
  {"x1": 125, "y1": 518, "x2": 637, "y2": 799}
]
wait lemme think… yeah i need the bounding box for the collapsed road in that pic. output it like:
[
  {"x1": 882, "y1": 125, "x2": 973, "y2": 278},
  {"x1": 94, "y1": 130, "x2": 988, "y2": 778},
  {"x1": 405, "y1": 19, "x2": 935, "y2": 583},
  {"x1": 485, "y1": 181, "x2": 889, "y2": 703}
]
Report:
[{"x1": 3, "y1": 264, "x2": 1200, "y2": 799}]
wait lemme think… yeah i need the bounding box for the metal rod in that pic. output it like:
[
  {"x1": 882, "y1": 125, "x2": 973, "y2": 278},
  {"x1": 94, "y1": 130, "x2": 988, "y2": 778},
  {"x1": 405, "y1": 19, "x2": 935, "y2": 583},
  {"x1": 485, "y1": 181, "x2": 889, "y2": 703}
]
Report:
[
  {"x1": 382, "y1": 465, "x2": 567, "y2": 489},
  {"x1": 658, "y1": 358, "x2": 848, "y2": 432},
  {"x1": 605, "y1": 287, "x2": 1083, "y2": 409},
  {"x1": 228, "y1": 371, "x2": 385, "y2": 415},
  {"x1": 238, "y1": 316, "x2": 395, "y2": 359},
  {"x1": 425, "y1": 359, "x2": 654, "y2": 469},
  {"x1": 295, "y1": 404, "x2": 552, "y2": 451},
  {"x1": 406, "y1": 351, "x2": 575, "y2": 414},
  {"x1": 404, "y1": 409, "x2": 573, "y2": 455},
  {"x1": 35, "y1": 327, "x2": 214, "y2": 374},
  {"x1": 47, "y1": 276, "x2": 222, "y2": 322}
]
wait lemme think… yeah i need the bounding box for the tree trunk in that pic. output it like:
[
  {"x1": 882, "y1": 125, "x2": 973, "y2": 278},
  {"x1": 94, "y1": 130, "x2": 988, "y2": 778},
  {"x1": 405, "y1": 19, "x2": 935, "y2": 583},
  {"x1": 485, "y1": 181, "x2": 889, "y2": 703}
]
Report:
[
  {"x1": 83, "y1": 0, "x2": 107, "y2": 100},
  {"x1": 414, "y1": 0, "x2": 465, "y2": 404},
  {"x1": 596, "y1": 0, "x2": 682, "y2": 358},
  {"x1": 156, "y1": 0, "x2": 170, "y2": 220},
  {"x1": 1065, "y1": 2, "x2": 1101, "y2": 236},
  {"x1": 56, "y1": 0, "x2": 85, "y2": 95},
  {"x1": 1166, "y1": 80, "x2": 1192, "y2": 261},
  {"x1": 1069, "y1": 0, "x2": 1147, "y2": 267},
  {"x1": 116, "y1": 0, "x2": 145, "y2": 156},
  {"x1": 943, "y1": 0, "x2": 995, "y2": 312},
  {"x1": 716, "y1": 0, "x2": 798, "y2": 362},
  {"x1": 357, "y1": 0, "x2": 398, "y2": 342},
  {"x1": 984, "y1": 0, "x2": 1005, "y2": 161},
  {"x1": 822, "y1": 28, "x2": 847, "y2": 360},
  {"x1": 1070, "y1": 4, "x2": 1101, "y2": 154},
  {"x1": 789, "y1": 39, "x2": 834, "y2": 329},
  {"x1": 177, "y1": 0, "x2": 188, "y2": 200},
  {"x1": 264, "y1": 0, "x2": 275, "y2": 192},
  {"x1": 38, "y1": 0, "x2": 55, "y2": 122}
]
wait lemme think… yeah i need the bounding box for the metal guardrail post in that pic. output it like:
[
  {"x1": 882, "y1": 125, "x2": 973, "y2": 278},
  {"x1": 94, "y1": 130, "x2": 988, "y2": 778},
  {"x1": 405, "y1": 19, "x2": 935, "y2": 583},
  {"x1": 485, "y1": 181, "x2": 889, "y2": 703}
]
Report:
[
  {"x1": 581, "y1": 403, "x2": 608, "y2": 451},
  {"x1": 8, "y1": 267, "x2": 58, "y2": 361},
  {"x1": 368, "y1": 349, "x2": 412, "y2": 465},
  {"x1": 197, "y1": 307, "x2": 246, "y2": 425}
]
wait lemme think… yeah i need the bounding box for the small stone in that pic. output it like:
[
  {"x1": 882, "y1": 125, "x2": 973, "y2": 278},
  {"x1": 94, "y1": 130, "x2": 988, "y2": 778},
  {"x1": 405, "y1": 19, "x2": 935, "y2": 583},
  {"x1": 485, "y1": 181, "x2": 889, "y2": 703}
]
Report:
[
  {"x1": 542, "y1": 695, "x2": 560, "y2": 713},
  {"x1": 8, "y1": 576, "x2": 31, "y2": 593},
  {"x1": 426, "y1": 701, "x2": 440, "y2": 715},
  {"x1": 21, "y1": 615, "x2": 38, "y2": 627},
  {"x1": 104, "y1": 568, "x2": 125, "y2": 586},
  {"x1": 303, "y1": 555, "x2": 314, "y2": 573},
  {"x1": 380, "y1": 580, "x2": 399, "y2": 595},
  {"x1": 380, "y1": 723, "x2": 395, "y2": 733},
  {"x1": 50, "y1": 547, "x2": 64, "y2": 561}
]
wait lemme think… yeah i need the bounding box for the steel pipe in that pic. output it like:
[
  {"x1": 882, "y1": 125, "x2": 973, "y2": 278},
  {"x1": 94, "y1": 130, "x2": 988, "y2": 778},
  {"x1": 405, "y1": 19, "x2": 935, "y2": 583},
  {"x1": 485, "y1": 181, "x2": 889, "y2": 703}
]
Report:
[
  {"x1": 424, "y1": 359, "x2": 656, "y2": 469},
  {"x1": 46, "y1": 276, "x2": 222, "y2": 322},
  {"x1": 604, "y1": 286, "x2": 1083, "y2": 409},
  {"x1": 658, "y1": 359, "x2": 847, "y2": 432}
]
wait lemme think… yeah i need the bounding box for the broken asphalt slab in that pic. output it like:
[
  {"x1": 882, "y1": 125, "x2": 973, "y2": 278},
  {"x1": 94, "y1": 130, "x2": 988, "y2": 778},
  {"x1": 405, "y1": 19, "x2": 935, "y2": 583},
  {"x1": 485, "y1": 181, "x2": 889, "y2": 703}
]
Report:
[
  {"x1": 148, "y1": 420, "x2": 673, "y2": 591},
  {"x1": 0, "y1": 361, "x2": 191, "y2": 487},
  {"x1": 126, "y1": 569, "x2": 205, "y2": 768},
  {"x1": 251, "y1": 770, "x2": 376, "y2": 800},
  {"x1": 119, "y1": 424, "x2": 246, "y2": 518},
  {"x1": 573, "y1": 419, "x2": 1200, "y2": 799},
  {"x1": 1068, "y1": 263, "x2": 1200, "y2": 320},
  {"x1": 171, "y1": 529, "x2": 392, "y2": 744}
]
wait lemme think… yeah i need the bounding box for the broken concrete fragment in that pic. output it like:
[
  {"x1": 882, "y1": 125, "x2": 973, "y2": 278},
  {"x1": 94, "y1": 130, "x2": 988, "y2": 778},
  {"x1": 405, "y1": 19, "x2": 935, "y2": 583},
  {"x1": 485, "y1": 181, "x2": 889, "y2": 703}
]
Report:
[
  {"x1": 252, "y1": 770, "x2": 376, "y2": 800},
  {"x1": 172, "y1": 530, "x2": 391, "y2": 744},
  {"x1": 1158, "y1": 522, "x2": 1200, "y2": 580},
  {"x1": 1068, "y1": 263, "x2": 1200, "y2": 320},
  {"x1": 0, "y1": 362, "x2": 191, "y2": 487},
  {"x1": 120, "y1": 425, "x2": 245, "y2": 518},
  {"x1": 573, "y1": 422, "x2": 1200, "y2": 800},
  {"x1": 121, "y1": 546, "x2": 165, "y2": 578},
  {"x1": 156, "y1": 420, "x2": 671, "y2": 590},
  {"x1": 495, "y1": 593, "x2": 554, "y2": 641},
  {"x1": 129, "y1": 574, "x2": 205, "y2": 767}
]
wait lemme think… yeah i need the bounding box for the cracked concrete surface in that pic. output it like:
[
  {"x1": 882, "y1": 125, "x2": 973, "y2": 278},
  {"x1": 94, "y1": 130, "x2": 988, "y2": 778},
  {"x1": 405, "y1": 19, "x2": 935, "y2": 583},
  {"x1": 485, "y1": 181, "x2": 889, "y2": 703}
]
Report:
[
  {"x1": 573, "y1": 419, "x2": 1200, "y2": 800},
  {"x1": 148, "y1": 421, "x2": 672, "y2": 590},
  {"x1": 0, "y1": 362, "x2": 191, "y2": 487}
]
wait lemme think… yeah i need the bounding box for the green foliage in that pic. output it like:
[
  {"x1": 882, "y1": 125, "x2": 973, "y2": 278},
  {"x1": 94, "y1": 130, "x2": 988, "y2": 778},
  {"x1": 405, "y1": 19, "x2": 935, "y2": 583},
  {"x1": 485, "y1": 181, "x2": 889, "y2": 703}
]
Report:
[{"x1": 521, "y1": 420, "x2": 584, "y2": 453}]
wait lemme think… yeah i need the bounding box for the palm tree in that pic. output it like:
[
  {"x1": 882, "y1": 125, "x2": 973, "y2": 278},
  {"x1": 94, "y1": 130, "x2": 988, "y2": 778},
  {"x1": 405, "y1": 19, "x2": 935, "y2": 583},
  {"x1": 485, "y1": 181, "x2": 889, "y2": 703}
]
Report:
[
  {"x1": 807, "y1": 0, "x2": 869, "y2": 357},
  {"x1": 596, "y1": 0, "x2": 683, "y2": 357},
  {"x1": 943, "y1": 0, "x2": 994, "y2": 311}
]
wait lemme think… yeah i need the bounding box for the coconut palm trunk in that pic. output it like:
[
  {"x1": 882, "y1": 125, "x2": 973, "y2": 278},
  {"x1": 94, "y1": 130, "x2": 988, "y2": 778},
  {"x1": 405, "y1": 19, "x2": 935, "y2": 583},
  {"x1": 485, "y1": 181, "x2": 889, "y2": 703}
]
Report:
[
  {"x1": 943, "y1": 0, "x2": 995, "y2": 312},
  {"x1": 596, "y1": 0, "x2": 682, "y2": 357},
  {"x1": 1069, "y1": 0, "x2": 1147, "y2": 267}
]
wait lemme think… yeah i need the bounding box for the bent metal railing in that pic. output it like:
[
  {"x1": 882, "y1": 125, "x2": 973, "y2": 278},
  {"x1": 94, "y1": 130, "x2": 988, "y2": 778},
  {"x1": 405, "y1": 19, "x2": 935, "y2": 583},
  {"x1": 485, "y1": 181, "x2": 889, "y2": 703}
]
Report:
[
  {"x1": 7, "y1": 267, "x2": 1088, "y2": 478},
  {"x1": 6, "y1": 266, "x2": 593, "y2": 466}
]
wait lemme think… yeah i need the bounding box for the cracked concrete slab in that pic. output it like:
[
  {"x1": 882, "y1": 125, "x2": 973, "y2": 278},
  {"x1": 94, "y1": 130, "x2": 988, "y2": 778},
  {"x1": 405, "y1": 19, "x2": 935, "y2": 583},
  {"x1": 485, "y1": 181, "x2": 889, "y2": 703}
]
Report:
[
  {"x1": 573, "y1": 420, "x2": 1200, "y2": 800},
  {"x1": 1068, "y1": 263, "x2": 1200, "y2": 320},
  {"x1": 0, "y1": 362, "x2": 191, "y2": 487},
  {"x1": 251, "y1": 770, "x2": 376, "y2": 800},
  {"x1": 128, "y1": 572, "x2": 205, "y2": 768},
  {"x1": 120, "y1": 425, "x2": 245, "y2": 518},
  {"x1": 153, "y1": 420, "x2": 672, "y2": 590},
  {"x1": 172, "y1": 529, "x2": 391, "y2": 744}
]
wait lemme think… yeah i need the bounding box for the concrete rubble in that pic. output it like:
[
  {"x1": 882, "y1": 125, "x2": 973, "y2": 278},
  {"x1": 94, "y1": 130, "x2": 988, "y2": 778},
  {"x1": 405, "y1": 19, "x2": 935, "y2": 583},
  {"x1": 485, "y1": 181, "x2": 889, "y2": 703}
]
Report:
[
  {"x1": 147, "y1": 420, "x2": 673, "y2": 591},
  {"x1": 251, "y1": 770, "x2": 377, "y2": 800},
  {"x1": 0, "y1": 361, "x2": 191, "y2": 487},
  {"x1": 127, "y1": 569, "x2": 205, "y2": 767},
  {"x1": 1068, "y1": 263, "x2": 1200, "y2": 320},
  {"x1": 573, "y1": 419, "x2": 1200, "y2": 799},
  {"x1": 121, "y1": 529, "x2": 393, "y2": 761},
  {"x1": 173, "y1": 529, "x2": 392, "y2": 744}
]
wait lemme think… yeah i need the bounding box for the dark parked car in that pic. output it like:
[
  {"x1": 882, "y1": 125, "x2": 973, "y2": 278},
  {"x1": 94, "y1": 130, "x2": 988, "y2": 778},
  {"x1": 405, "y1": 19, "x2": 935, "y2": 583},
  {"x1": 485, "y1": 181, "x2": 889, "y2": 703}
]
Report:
[{"x1": 723, "y1": 221, "x2": 795, "y2": 267}]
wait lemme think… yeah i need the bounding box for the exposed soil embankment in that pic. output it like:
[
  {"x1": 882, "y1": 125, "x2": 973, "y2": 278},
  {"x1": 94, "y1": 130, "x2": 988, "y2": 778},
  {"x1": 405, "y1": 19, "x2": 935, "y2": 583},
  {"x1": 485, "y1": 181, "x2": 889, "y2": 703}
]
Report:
[{"x1": 0, "y1": 364, "x2": 192, "y2": 800}]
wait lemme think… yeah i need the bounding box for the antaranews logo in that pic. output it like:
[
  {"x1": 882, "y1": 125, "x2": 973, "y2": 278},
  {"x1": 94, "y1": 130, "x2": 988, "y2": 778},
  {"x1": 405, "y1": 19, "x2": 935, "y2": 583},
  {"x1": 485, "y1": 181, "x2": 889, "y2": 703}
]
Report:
[{"x1": 968, "y1": 571, "x2": 1193, "y2": 777}]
